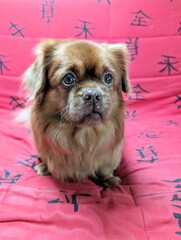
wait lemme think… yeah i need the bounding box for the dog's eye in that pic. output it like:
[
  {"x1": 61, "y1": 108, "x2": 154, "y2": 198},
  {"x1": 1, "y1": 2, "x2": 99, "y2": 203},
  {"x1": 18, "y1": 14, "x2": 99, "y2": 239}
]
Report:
[
  {"x1": 103, "y1": 73, "x2": 113, "y2": 87},
  {"x1": 62, "y1": 74, "x2": 76, "y2": 87}
]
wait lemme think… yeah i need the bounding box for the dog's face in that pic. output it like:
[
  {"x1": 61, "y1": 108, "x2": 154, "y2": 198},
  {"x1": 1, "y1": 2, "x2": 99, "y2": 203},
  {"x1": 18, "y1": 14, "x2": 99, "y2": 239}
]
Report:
[{"x1": 24, "y1": 39, "x2": 130, "y2": 127}]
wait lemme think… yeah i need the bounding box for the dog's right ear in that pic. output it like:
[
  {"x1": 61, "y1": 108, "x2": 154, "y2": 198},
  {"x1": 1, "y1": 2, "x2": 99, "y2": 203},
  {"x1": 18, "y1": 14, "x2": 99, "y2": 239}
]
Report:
[{"x1": 22, "y1": 40, "x2": 59, "y2": 104}]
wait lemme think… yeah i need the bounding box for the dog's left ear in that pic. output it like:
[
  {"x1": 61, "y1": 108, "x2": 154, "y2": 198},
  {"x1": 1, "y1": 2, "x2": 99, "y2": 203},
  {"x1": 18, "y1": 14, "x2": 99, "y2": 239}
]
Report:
[
  {"x1": 106, "y1": 43, "x2": 131, "y2": 93},
  {"x1": 22, "y1": 40, "x2": 59, "y2": 104}
]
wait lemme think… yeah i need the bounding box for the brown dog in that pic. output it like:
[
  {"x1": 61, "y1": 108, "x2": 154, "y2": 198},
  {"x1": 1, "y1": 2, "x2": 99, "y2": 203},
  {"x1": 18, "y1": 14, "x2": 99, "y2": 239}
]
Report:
[{"x1": 22, "y1": 39, "x2": 131, "y2": 187}]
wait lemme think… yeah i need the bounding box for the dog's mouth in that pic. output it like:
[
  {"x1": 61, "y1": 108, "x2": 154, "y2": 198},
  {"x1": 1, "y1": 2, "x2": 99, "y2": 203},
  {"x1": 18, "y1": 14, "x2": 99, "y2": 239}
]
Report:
[{"x1": 77, "y1": 111, "x2": 104, "y2": 127}]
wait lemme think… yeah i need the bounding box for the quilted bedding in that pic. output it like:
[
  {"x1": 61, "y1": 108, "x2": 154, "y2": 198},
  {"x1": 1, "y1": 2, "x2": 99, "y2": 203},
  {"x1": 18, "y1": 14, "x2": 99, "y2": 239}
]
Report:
[{"x1": 0, "y1": 0, "x2": 181, "y2": 239}]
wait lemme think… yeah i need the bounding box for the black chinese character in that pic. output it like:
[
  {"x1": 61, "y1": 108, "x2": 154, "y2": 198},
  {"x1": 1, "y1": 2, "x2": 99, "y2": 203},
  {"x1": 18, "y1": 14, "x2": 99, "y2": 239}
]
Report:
[
  {"x1": 9, "y1": 22, "x2": 25, "y2": 38},
  {"x1": 172, "y1": 194, "x2": 181, "y2": 202},
  {"x1": 158, "y1": 55, "x2": 179, "y2": 76},
  {"x1": 162, "y1": 178, "x2": 181, "y2": 235},
  {"x1": 163, "y1": 178, "x2": 181, "y2": 189},
  {"x1": 174, "y1": 95, "x2": 181, "y2": 109},
  {"x1": 131, "y1": 10, "x2": 152, "y2": 27},
  {"x1": 125, "y1": 110, "x2": 137, "y2": 121},
  {"x1": 125, "y1": 37, "x2": 139, "y2": 61},
  {"x1": 9, "y1": 96, "x2": 26, "y2": 110},
  {"x1": 138, "y1": 131, "x2": 158, "y2": 139},
  {"x1": 171, "y1": 195, "x2": 181, "y2": 209},
  {"x1": 136, "y1": 145, "x2": 158, "y2": 163},
  {"x1": 0, "y1": 169, "x2": 22, "y2": 185},
  {"x1": 0, "y1": 54, "x2": 10, "y2": 74},
  {"x1": 48, "y1": 191, "x2": 91, "y2": 212},
  {"x1": 75, "y1": 20, "x2": 95, "y2": 39},
  {"x1": 163, "y1": 178, "x2": 181, "y2": 183},
  {"x1": 48, "y1": 198, "x2": 64, "y2": 204},
  {"x1": 173, "y1": 213, "x2": 181, "y2": 235},
  {"x1": 42, "y1": 0, "x2": 55, "y2": 23},
  {"x1": 97, "y1": 0, "x2": 111, "y2": 5},
  {"x1": 167, "y1": 120, "x2": 179, "y2": 126},
  {"x1": 128, "y1": 84, "x2": 149, "y2": 100},
  {"x1": 17, "y1": 154, "x2": 40, "y2": 169}
]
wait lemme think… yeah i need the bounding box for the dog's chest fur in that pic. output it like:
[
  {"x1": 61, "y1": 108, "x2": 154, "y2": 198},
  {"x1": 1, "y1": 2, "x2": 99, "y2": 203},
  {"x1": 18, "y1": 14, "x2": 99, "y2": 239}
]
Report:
[{"x1": 32, "y1": 113, "x2": 123, "y2": 182}]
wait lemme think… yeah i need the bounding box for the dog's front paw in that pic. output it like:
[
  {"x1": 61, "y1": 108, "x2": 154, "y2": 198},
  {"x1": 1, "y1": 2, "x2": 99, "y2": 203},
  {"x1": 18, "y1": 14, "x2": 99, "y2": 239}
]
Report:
[
  {"x1": 102, "y1": 176, "x2": 121, "y2": 188},
  {"x1": 34, "y1": 162, "x2": 51, "y2": 176},
  {"x1": 91, "y1": 174, "x2": 121, "y2": 188}
]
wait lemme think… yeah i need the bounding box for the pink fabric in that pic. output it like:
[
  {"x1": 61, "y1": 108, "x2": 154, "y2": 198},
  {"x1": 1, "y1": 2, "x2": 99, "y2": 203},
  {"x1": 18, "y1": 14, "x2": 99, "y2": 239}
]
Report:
[{"x1": 0, "y1": 0, "x2": 181, "y2": 239}]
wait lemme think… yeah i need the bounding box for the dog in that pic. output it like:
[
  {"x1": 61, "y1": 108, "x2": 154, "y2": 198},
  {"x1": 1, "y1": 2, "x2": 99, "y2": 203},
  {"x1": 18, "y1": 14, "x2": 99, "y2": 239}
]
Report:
[{"x1": 21, "y1": 39, "x2": 131, "y2": 187}]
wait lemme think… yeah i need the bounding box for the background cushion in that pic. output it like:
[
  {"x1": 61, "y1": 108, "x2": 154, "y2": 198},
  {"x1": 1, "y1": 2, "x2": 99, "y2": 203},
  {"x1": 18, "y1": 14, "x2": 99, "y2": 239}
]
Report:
[{"x1": 0, "y1": 0, "x2": 181, "y2": 239}]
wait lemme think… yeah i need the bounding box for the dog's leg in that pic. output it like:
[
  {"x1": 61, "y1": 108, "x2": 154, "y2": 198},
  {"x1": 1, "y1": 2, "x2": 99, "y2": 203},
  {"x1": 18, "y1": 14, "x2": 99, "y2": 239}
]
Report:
[{"x1": 34, "y1": 162, "x2": 51, "y2": 176}]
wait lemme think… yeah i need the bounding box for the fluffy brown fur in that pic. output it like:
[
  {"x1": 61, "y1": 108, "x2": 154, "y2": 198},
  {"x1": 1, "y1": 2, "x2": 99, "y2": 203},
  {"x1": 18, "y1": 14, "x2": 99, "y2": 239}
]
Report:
[{"x1": 22, "y1": 39, "x2": 131, "y2": 187}]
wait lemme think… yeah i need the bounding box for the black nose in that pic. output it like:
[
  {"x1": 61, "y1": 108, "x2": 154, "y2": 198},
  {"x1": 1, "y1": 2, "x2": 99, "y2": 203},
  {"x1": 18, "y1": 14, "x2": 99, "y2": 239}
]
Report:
[{"x1": 82, "y1": 89, "x2": 102, "y2": 103}]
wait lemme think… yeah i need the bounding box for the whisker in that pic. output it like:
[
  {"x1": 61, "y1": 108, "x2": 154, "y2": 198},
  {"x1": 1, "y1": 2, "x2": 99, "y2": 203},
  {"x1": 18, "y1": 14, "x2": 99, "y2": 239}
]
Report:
[{"x1": 55, "y1": 104, "x2": 88, "y2": 126}]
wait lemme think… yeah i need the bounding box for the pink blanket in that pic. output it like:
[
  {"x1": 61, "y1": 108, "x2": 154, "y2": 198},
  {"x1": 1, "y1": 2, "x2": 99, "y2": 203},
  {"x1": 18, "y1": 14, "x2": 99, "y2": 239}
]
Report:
[{"x1": 0, "y1": 0, "x2": 181, "y2": 239}]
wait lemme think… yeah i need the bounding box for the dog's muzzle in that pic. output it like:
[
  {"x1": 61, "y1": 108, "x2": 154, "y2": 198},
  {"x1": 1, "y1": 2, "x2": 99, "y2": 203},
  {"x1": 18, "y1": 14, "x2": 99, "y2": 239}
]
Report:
[
  {"x1": 79, "y1": 88, "x2": 104, "y2": 126},
  {"x1": 66, "y1": 85, "x2": 110, "y2": 127}
]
